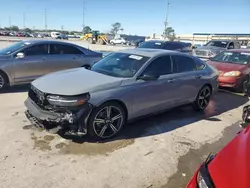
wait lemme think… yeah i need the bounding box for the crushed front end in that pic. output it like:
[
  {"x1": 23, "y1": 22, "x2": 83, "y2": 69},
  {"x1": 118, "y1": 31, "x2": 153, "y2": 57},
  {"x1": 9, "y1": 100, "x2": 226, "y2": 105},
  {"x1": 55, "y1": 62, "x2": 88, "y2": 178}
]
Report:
[{"x1": 24, "y1": 84, "x2": 94, "y2": 135}]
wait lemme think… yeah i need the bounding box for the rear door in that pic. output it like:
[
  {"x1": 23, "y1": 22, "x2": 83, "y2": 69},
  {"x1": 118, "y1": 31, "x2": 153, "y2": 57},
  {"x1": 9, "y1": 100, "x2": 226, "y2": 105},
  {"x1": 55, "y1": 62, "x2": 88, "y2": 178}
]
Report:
[
  {"x1": 132, "y1": 55, "x2": 178, "y2": 117},
  {"x1": 13, "y1": 43, "x2": 50, "y2": 83},
  {"x1": 47, "y1": 43, "x2": 85, "y2": 73},
  {"x1": 171, "y1": 55, "x2": 203, "y2": 104}
]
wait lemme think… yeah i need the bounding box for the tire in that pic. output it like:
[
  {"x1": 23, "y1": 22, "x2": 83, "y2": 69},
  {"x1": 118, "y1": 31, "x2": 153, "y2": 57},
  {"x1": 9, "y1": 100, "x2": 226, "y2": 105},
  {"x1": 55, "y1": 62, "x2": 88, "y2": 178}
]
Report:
[
  {"x1": 88, "y1": 102, "x2": 126, "y2": 140},
  {"x1": 235, "y1": 75, "x2": 249, "y2": 93},
  {"x1": 193, "y1": 85, "x2": 212, "y2": 111},
  {"x1": 0, "y1": 71, "x2": 8, "y2": 92},
  {"x1": 110, "y1": 42, "x2": 115, "y2": 45},
  {"x1": 97, "y1": 38, "x2": 104, "y2": 45},
  {"x1": 87, "y1": 38, "x2": 94, "y2": 44}
]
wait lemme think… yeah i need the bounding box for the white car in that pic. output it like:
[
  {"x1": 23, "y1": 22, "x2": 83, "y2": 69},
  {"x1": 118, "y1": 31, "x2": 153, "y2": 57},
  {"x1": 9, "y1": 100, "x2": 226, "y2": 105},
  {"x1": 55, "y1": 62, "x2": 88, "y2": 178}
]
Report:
[
  {"x1": 110, "y1": 38, "x2": 128, "y2": 45},
  {"x1": 51, "y1": 32, "x2": 62, "y2": 39}
]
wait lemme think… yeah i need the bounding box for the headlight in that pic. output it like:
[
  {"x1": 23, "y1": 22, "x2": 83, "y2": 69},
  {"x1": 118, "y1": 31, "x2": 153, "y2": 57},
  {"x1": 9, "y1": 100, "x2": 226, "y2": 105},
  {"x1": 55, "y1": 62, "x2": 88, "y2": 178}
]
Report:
[
  {"x1": 197, "y1": 172, "x2": 209, "y2": 188},
  {"x1": 47, "y1": 93, "x2": 90, "y2": 107},
  {"x1": 223, "y1": 71, "x2": 241, "y2": 77},
  {"x1": 208, "y1": 51, "x2": 216, "y2": 57}
]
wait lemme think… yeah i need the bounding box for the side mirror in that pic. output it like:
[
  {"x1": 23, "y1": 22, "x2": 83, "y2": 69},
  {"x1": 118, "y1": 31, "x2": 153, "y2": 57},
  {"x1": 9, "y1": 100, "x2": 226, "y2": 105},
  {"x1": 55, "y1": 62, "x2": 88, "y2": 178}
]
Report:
[
  {"x1": 137, "y1": 73, "x2": 159, "y2": 81},
  {"x1": 16, "y1": 52, "x2": 25, "y2": 59}
]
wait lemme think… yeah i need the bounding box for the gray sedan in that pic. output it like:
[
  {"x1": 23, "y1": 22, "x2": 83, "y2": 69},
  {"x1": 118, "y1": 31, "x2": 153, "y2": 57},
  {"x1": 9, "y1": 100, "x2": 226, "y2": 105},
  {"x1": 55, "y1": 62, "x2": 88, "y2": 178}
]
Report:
[
  {"x1": 24, "y1": 49, "x2": 219, "y2": 140},
  {"x1": 0, "y1": 40, "x2": 102, "y2": 91}
]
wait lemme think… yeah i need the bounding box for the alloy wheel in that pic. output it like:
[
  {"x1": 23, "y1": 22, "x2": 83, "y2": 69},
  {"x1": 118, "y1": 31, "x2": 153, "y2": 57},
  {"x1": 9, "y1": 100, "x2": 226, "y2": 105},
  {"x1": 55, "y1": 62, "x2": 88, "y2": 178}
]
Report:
[
  {"x1": 198, "y1": 87, "x2": 211, "y2": 109},
  {"x1": 0, "y1": 75, "x2": 4, "y2": 89},
  {"x1": 93, "y1": 105, "x2": 124, "y2": 139}
]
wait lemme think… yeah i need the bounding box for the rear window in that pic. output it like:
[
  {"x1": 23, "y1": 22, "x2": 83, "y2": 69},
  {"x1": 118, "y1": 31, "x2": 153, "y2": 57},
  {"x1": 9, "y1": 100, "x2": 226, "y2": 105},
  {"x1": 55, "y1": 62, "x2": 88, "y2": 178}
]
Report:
[{"x1": 138, "y1": 41, "x2": 163, "y2": 49}]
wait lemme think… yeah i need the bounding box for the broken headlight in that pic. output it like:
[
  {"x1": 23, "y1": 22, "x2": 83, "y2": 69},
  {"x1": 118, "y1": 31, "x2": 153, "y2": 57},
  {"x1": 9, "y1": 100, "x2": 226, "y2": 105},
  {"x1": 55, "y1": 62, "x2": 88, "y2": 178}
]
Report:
[{"x1": 47, "y1": 93, "x2": 90, "y2": 107}]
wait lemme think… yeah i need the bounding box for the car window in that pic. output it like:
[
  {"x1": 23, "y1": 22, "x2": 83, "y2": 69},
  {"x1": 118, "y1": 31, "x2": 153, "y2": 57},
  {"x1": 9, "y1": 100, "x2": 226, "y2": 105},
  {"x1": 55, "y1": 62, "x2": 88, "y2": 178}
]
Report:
[
  {"x1": 143, "y1": 56, "x2": 172, "y2": 76},
  {"x1": 50, "y1": 44, "x2": 83, "y2": 55},
  {"x1": 228, "y1": 42, "x2": 234, "y2": 49},
  {"x1": 172, "y1": 55, "x2": 197, "y2": 73},
  {"x1": 235, "y1": 42, "x2": 241, "y2": 49},
  {"x1": 23, "y1": 44, "x2": 48, "y2": 56},
  {"x1": 163, "y1": 42, "x2": 183, "y2": 50},
  {"x1": 194, "y1": 58, "x2": 206, "y2": 70}
]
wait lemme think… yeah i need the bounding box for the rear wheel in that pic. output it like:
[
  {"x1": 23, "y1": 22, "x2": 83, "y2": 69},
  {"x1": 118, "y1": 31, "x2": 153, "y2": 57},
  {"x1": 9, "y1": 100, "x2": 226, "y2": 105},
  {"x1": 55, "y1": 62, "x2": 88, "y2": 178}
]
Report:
[
  {"x1": 193, "y1": 85, "x2": 211, "y2": 111},
  {"x1": 88, "y1": 102, "x2": 125, "y2": 140},
  {"x1": 97, "y1": 38, "x2": 104, "y2": 45}
]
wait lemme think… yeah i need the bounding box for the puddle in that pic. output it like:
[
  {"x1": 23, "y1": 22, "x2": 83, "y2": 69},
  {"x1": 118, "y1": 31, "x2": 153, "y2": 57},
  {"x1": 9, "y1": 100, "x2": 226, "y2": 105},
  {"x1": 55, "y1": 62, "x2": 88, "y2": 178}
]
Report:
[
  {"x1": 44, "y1": 135, "x2": 55, "y2": 141},
  {"x1": 55, "y1": 139, "x2": 135, "y2": 155},
  {"x1": 31, "y1": 134, "x2": 51, "y2": 151},
  {"x1": 162, "y1": 122, "x2": 241, "y2": 188}
]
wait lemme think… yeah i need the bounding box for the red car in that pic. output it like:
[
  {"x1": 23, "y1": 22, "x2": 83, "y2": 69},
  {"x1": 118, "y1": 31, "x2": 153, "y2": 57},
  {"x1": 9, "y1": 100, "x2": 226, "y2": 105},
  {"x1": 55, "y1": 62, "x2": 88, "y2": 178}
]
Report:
[
  {"x1": 207, "y1": 49, "x2": 250, "y2": 92},
  {"x1": 187, "y1": 102, "x2": 250, "y2": 188}
]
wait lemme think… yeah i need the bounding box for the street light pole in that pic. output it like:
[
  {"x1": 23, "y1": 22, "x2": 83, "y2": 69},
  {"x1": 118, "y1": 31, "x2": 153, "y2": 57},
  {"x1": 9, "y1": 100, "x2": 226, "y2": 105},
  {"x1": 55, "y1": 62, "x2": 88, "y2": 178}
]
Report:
[
  {"x1": 164, "y1": 0, "x2": 170, "y2": 40},
  {"x1": 45, "y1": 9, "x2": 48, "y2": 31},
  {"x1": 23, "y1": 12, "x2": 26, "y2": 29},
  {"x1": 82, "y1": 0, "x2": 85, "y2": 32}
]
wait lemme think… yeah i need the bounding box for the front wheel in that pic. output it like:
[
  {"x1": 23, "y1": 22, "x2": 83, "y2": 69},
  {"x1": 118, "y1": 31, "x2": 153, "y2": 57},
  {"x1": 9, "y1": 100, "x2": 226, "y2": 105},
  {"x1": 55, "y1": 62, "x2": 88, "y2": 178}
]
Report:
[
  {"x1": 88, "y1": 102, "x2": 126, "y2": 140},
  {"x1": 193, "y1": 85, "x2": 211, "y2": 111},
  {"x1": 0, "y1": 72, "x2": 8, "y2": 92}
]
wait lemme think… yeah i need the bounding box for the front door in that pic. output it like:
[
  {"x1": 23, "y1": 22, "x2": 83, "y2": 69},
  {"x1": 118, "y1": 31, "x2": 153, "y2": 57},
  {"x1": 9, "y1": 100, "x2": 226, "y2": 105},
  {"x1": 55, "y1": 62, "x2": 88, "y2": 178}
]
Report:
[
  {"x1": 131, "y1": 55, "x2": 177, "y2": 118},
  {"x1": 46, "y1": 44, "x2": 85, "y2": 73},
  {"x1": 13, "y1": 44, "x2": 50, "y2": 83}
]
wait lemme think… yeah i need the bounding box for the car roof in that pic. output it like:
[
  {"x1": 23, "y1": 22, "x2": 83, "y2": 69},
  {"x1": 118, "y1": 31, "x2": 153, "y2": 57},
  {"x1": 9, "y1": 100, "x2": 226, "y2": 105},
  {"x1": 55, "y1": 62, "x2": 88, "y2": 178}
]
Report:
[
  {"x1": 118, "y1": 48, "x2": 182, "y2": 57},
  {"x1": 144, "y1": 40, "x2": 185, "y2": 44},
  {"x1": 21, "y1": 39, "x2": 74, "y2": 45},
  {"x1": 229, "y1": 49, "x2": 250, "y2": 53}
]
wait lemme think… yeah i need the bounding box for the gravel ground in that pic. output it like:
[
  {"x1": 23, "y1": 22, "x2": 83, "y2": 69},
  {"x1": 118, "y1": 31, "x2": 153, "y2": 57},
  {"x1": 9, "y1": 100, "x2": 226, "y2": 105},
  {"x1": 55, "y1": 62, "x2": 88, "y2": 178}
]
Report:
[
  {"x1": 0, "y1": 39, "x2": 249, "y2": 187},
  {"x1": 0, "y1": 85, "x2": 248, "y2": 188}
]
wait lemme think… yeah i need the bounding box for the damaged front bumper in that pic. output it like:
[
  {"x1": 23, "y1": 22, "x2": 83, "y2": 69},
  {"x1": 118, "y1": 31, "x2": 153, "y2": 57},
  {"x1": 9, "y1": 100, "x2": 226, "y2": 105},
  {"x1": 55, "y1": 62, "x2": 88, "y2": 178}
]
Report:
[{"x1": 24, "y1": 97, "x2": 94, "y2": 135}]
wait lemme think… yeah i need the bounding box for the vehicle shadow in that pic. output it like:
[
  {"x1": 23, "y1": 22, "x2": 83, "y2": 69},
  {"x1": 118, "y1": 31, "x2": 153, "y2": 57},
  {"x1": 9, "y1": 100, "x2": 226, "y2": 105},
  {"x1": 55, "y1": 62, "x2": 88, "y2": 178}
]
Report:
[
  {"x1": 60, "y1": 91, "x2": 249, "y2": 143},
  {"x1": 0, "y1": 84, "x2": 30, "y2": 94}
]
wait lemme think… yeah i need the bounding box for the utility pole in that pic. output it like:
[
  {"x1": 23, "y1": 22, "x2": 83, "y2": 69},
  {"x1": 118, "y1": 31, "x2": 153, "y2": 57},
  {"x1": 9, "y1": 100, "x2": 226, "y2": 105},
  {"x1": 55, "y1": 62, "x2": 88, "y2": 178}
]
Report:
[
  {"x1": 23, "y1": 12, "x2": 26, "y2": 29},
  {"x1": 9, "y1": 15, "x2": 12, "y2": 27},
  {"x1": 61, "y1": 25, "x2": 64, "y2": 32},
  {"x1": 164, "y1": 0, "x2": 170, "y2": 40},
  {"x1": 44, "y1": 9, "x2": 48, "y2": 31},
  {"x1": 82, "y1": 0, "x2": 85, "y2": 32}
]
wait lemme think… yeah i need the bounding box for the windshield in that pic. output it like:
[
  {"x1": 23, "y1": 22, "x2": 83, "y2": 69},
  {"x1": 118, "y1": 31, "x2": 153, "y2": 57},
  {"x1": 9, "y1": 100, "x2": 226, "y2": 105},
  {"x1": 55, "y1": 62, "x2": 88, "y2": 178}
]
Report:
[
  {"x1": 204, "y1": 41, "x2": 228, "y2": 48},
  {"x1": 211, "y1": 51, "x2": 250, "y2": 64},
  {"x1": 0, "y1": 41, "x2": 28, "y2": 55},
  {"x1": 91, "y1": 52, "x2": 149, "y2": 78},
  {"x1": 138, "y1": 41, "x2": 163, "y2": 49}
]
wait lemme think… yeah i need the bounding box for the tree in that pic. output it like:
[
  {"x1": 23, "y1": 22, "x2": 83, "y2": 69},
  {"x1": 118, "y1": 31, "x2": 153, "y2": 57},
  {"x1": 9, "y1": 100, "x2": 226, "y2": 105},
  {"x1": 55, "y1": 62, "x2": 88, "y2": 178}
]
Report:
[
  {"x1": 164, "y1": 27, "x2": 175, "y2": 41},
  {"x1": 24, "y1": 28, "x2": 32, "y2": 33},
  {"x1": 83, "y1": 26, "x2": 92, "y2": 34},
  {"x1": 110, "y1": 22, "x2": 123, "y2": 35},
  {"x1": 9, "y1": 25, "x2": 19, "y2": 31}
]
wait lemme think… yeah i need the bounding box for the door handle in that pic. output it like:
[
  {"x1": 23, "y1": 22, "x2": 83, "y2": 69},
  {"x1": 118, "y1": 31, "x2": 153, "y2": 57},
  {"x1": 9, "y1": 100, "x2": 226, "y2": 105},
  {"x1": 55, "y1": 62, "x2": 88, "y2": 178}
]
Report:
[
  {"x1": 195, "y1": 75, "x2": 202, "y2": 79},
  {"x1": 167, "y1": 79, "x2": 175, "y2": 83}
]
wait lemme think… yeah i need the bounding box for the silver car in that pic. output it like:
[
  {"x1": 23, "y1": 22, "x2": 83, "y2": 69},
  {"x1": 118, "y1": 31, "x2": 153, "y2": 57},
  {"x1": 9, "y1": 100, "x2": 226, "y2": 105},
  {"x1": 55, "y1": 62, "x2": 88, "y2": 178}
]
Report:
[
  {"x1": 0, "y1": 40, "x2": 102, "y2": 91},
  {"x1": 24, "y1": 49, "x2": 219, "y2": 140}
]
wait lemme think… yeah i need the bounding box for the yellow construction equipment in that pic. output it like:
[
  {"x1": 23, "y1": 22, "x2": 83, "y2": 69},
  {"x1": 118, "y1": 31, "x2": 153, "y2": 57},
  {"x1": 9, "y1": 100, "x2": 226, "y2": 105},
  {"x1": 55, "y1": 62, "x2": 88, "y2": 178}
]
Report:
[{"x1": 81, "y1": 31, "x2": 108, "y2": 45}]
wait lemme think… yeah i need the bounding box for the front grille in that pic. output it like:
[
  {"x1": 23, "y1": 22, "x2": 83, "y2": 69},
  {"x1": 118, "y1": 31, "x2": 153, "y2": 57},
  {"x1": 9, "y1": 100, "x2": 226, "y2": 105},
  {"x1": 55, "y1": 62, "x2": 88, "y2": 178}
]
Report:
[
  {"x1": 28, "y1": 85, "x2": 48, "y2": 108},
  {"x1": 195, "y1": 50, "x2": 207, "y2": 56}
]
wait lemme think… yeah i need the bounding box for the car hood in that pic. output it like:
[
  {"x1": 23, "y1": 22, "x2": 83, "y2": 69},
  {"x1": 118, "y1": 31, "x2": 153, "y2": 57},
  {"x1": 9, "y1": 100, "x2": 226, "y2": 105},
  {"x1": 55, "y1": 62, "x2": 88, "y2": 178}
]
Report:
[
  {"x1": 207, "y1": 60, "x2": 246, "y2": 73},
  {"x1": 197, "y1": 46, "x2": 226, "y2": 51},
  {"x1": 32, "y1": 68, "x2": 123, "y2": 96},
  {"x1": 208, "y1": 125, "x2": 250, "y2": 187}
]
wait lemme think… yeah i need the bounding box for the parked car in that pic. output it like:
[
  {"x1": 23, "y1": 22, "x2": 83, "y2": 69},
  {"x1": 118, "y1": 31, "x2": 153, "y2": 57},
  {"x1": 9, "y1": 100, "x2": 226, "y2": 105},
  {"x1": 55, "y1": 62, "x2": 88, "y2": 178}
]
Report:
[
  {"x1": 193, "y1": 40, "x2": 241, "y2": 61},
  {"x1": 110, "y1": 38, "x2": 128, "y2": 45},
  {"x1": 138, "y1": 40, "x2": 192, "y2": 54},
  {"x1": 131, "y1": 39, "x2": 145, "y2": 47},
  {"x1": 16, "y1": 32, "x2": 25, "y2": 37},
  {"x1": 57, "y1": 34, "x2": 69, "y2": 40},
  {"x1": 24, "y1": 48, "x2": 218, "y2": 140},
  {"x1": 207, "y1": 49, "x2": 250, "y2": 92},
  {"x1": 187, "y1": 84, "x2": 250, "y2": 188},
  {"x1": 51, "y1": 32, "x2": 62, "y2": 39},
  {"x1": 0, "y1": 40, "x2": 102, "y2": 91}
]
